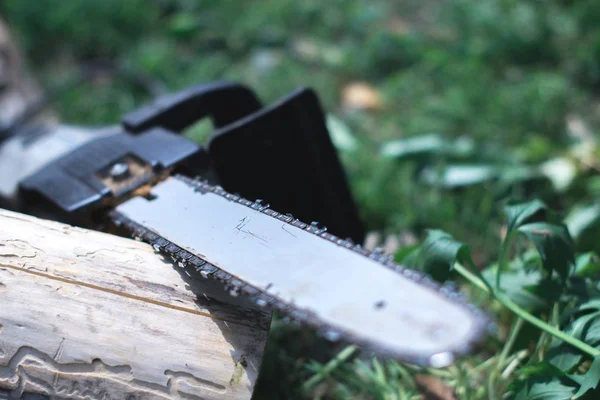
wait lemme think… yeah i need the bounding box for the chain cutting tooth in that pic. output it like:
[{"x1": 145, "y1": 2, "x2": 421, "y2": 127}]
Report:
[
  {"x1": 225, "y1": 193, "x2": 240, "y2": 202},
  {"x1": 263, "y1": 208, "x2": 279, "y2": 217},
  {"x1": 238, "y1": 198, "x2": 253, "y2": 207},
  {"x1": 179, "y1": 252, "x2": 193, "y2": 262},
  {"x1": 213, "y1": 270, "x2": 230, "y2": 281},
  {"x1": 251, "y1": 199, "x2": 270, "y2": 211},
  {"x1": 276, "y1": 213, "x2": 292, "y2": 223},
  {"x1": 199, "y1": 265, "x2": 218, "y2": 278},
  {"x1": 353, "y1": 244, "x2": 370, "y2": 257},
  {"x1": 165, "y1": 243, "x2": 180, "y2": 257},
  {"x1": 320, "y1": 232, "x2": 337, "y2": 241},
  {"x1": 143, "y1": 231, "x2": 159, "y2": 242},
  {"x1": 382, "y1": 255, "x2": 395, "y2": 266},
  {"x1": 255, "y1": 298, "x2": 268, "y2": 307},
  {"x1": 214, "y1": 186, "x2": 227, "y2": 196},
  {"x1": 369, "y1": 248, "x2": 386, "y2": 261},
  {"x1": 320, "y1": 329, "x2": 341, "y2": 342},
  {"x1": 308, "y1": 221, "x2": 327, "y2": 234},
  {"x1": 420, "y1": 276, "x2": 440, "y2": 290},
  {"x1": 151, "y1": 238, "x2": 169, "y2": 252},
  {"x1": 238, "y1": 285, "x2": 256, "y2": 296},
  {"x1": 439, "y1": 283, "x2": 455, "y2": 296},
  {"x1": 228, "y1": 278, "x2": 244, "y2": 295},
  {"x1": 291, "y1": 219, "x2": 307, "y2": 229}
]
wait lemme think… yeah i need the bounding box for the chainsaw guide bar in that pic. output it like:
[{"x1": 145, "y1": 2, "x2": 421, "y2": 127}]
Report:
[{"x1": 111, "y1": 175, "x2": 490, "y2": 367}]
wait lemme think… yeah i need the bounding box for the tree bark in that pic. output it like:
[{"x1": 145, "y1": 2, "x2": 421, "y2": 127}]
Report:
[{"x1": 0, "y1": 208, "x2": 271, "y2": 399}]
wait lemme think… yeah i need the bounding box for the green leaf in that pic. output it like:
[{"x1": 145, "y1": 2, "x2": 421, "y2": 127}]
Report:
[
  {"x1": 326, "y1": 115, "x2": 358, "y2": 152},
  {"x1": 168, "y1": 13, "x2": 201, "y2": 36},
  {"x1": 511, "y1": 362, "x2": 576, "y2": 400},
  {"x1": 578, "y1": 300, "x2": 600, "y2": 313},
  {"x1": 497, "y1": 165, "x2": 544, "y2": 187},
  {"x1": 539, "y1": 157, "x2": 577, "y2": 192},
  {"x1": 518, "y1": 222, "x2": 575, "y2": 282},
  {"x1": 421, "y1": 164, "x2": 542, "y2": 189},
  {"x1": 420, "y1": 164, "x2": 496, "y2": 188},
  {"x1": 566, "y1": 205, "x2": 600, "y2": 241},
  {"x1": 513, "y1": 378, "x2": 576, "y2": 400},
  {"x1": 380, "y1": 133, "x2": 474, "y2": 159},
  {"x1": 504, "y1": 200, "x2": 547, "y2": 233},
  {"x1": 582, "y1": 316, "x2": 600, "y2": 347},
  {"x1": 568, "y1": 310, "x2": 600, "y2": 341},
  {"x1": 547, "y1": 342, "x2": 584, "y2": 372},
  {"x1": 575, "y1": 253, "x2": 600, "y2": 278},
  {"x1": 380, "y1": 134, "x2": 445, "y2": 159},
  {"x1": 394, "y1": 244, "x2": 420, "y2": 267},
  {"x1": 548, "y1": 310, "x2": 600, "y2": 371},
  {"x1": 482, "y1": 266, "x2": 548, "y2": 310},
  {"x1": 417, "y1": 230, "x2": 475, "y2": 282},
  {"x1": 569, "y1": 355, "x2": 600, "y2": 399}
]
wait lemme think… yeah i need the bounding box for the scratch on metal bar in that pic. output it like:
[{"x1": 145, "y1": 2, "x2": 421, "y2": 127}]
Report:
[{"x1": 281, "y1": 224, "x2": 297, "y2": 238}]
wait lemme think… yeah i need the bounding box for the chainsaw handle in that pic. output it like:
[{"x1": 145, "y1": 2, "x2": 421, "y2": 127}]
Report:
[{"x1": 122, "y1": 81, "x2": 262, "y2": 134}]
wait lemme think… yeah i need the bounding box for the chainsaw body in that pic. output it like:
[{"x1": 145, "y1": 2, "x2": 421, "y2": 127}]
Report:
[{"x1": 0, "y1": 82, "x2": 365, "y2": 244}]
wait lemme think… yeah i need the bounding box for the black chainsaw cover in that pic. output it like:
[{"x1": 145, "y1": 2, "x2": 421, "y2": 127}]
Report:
[{"x1": 208, "y1": 88, "x2": 365, "y2": 244}]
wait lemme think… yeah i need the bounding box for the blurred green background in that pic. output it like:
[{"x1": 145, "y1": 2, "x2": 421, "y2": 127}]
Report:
[{"x1": 3, "y1": 1, "x2": 600, "y2": 398}]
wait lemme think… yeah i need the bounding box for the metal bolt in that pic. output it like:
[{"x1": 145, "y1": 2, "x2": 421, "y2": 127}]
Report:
[
  {"x1": 109, "y1": 162, "x2": 129, "y2": 179},
  {"x1": 429, "y1": 351, "x2": 454, "y2": 368}
]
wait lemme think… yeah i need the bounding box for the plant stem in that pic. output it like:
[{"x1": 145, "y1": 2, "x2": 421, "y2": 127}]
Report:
[
  {"x1": 487, "y1": 373, "x2": 498, "y2": 400},
  {"x1": 497, "y1": 294, "x2": 600, "y2": 357},
  {"x1": 537, "y1": 303, "x2": 560, "y2": 362},
  {"x1": 498, "y1": 318, "x2": 524, "y2": 369},
  {"x1": 488, "y1": 317, "x2": 524, "y2": 400},
  {"x1": 454, "y1": 262, "x2": 492, "y2": 293},
  {"x1": 457, "y1": 363, "x2": 472, "y2": 400},
  {"x1": 496, "y1": 231, "x2": 515, "y2": 290},
  {"x1": 393, "y1": 363, "x2": 417, "y2": 390},
  {"x1": 502, "y1": 350, "x2": 529, "y2": 378},
  {"x1": 303, "y1": 345, "x2": 358, "y2": 391},
  {"x1": 470, "y1": 355, "x2": 498, "y2": 374},
  {"x1": 453, "y1": 262, "x2": 600, "y2": 358}
]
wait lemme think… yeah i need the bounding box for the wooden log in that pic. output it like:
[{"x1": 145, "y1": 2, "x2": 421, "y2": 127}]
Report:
[{"x1": 0, "y1": 208, "x2": 271, "y2": 399}]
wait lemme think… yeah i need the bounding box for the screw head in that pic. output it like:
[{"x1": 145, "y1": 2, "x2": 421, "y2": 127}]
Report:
[{"x1": 109, "y1": 162, "x2": 129, "y2": 179}]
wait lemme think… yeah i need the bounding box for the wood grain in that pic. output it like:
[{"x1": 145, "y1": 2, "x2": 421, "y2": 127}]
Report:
[{"x1": 0, "y1": 208, "x2": 271, "y2": 399}]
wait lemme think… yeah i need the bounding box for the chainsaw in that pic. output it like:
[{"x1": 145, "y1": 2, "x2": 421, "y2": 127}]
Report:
[{"x1": 0, "y1": 81, "x2": 489, "y2": 367}]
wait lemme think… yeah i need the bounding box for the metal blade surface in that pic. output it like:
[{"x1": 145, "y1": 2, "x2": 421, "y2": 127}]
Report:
[{"x1": 115, "y1": 176, "x2": 487, "y2": 366}]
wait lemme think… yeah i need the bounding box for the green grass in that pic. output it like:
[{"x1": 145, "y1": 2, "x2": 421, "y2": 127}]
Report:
[{"x1": 4, "y1": 0, "x2": 600, "y2": 398}]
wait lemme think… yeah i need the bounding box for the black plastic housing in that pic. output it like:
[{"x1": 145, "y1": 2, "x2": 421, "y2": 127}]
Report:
[
  {"x1": 208, "y1": 88, "x2": 365, "y2": 244},
  {"x1": 14, "y1": 81, "x2": 365, "y2": 243},
  {"x1": 19, "y1": 128, "x2": 203, "y2": 220}
]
